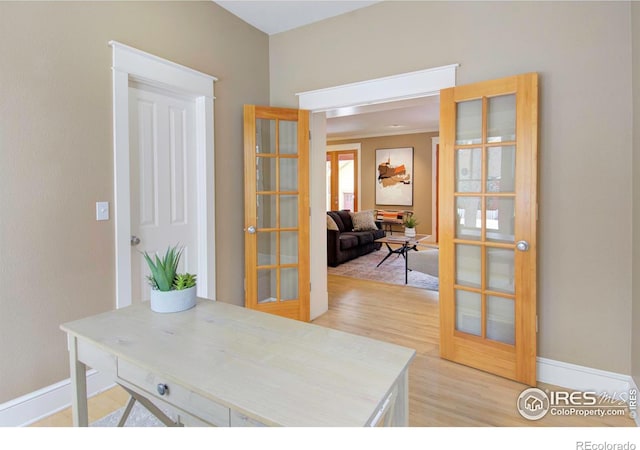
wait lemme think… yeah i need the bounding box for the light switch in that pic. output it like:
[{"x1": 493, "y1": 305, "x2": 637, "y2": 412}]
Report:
[{"x1": 96, "y1": 202, "x2": 109, "y2": 221}]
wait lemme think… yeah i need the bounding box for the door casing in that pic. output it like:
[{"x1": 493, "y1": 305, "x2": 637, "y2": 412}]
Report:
[{"x1": 111, "y1": 41, "x2": 216, "y2": 308}]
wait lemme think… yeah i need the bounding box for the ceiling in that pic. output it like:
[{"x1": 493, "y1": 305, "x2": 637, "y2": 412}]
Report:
[
  {"x1": 214, "y1": 0, "x2": 439, "y2": 140},
  {"x1": 214, "y1": 1, "x2": 381, "y2": 35}
]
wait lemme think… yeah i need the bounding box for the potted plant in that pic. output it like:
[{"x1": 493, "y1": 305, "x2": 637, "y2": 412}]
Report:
[
  {"x1": 403, "y1": 215, "x2": 418, "y2": 238},
  {"x1": 142, "y1": 244, "x2": 197, "y2": 313}
]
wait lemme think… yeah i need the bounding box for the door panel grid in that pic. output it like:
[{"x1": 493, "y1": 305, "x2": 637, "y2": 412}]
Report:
[
  {"x1": 244, "y1": 106, "x2": 310, "y2": 321},
  {"x1": 440, "y1": 74, "x2": 538, "y2": 386}
]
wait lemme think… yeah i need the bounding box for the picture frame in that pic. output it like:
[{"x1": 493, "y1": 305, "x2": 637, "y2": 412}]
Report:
[{"x1": 375, "y1": 147, "x2": 414, "y2": 206}]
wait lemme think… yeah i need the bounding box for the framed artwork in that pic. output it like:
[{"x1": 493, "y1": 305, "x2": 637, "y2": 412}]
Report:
[{"x1": 375, "y1": 147, "x2": 414, "y2": 206}]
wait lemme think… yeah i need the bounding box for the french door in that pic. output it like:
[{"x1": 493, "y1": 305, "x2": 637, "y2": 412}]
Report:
[
  {"x1": 439, "y1": 73, "x2": 538, "y2": 386},
  {"x1": 243, "y1": 105, "x2": 310, "y2": 321},
  {"x1": 326, "y1": 150, "x2": 358, "y2": 212}
]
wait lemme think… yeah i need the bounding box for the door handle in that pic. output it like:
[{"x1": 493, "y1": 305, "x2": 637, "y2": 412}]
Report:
[
  {"x1": 516, "y1": 240, "x2": 529, "y2": 252},
  {"x1": 131, "y1": 235, "x2": 141, "y2": 246},
  {"x1": 246, "y1": 226, "x2": 256, "y2": 234}
]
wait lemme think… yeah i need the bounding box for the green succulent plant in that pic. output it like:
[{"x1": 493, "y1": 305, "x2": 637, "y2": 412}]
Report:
[
  {"x1": 142, "y1": 244, "x2": 196, "y2": 292},
  {"x1": 173, "y1": 273, "x2": 197, "y2": 290}
]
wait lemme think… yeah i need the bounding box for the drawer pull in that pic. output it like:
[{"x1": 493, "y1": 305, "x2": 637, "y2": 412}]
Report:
[{"x1": 157, "y1": 383, "x2": 169, "y2": 396}]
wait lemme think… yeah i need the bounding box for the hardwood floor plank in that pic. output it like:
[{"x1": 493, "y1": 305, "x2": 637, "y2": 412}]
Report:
[{"x1": 313, "y1": 275, "x2": 635, "y2": 427}]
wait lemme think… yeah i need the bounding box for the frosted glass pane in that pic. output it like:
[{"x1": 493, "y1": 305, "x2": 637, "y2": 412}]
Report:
[
  {"x1": 486, "y1": 197, "x2": 515, "y2": 243},
  {"x1": 257, "y1": 195, "x2": 276, "y2": 229},
  {"x1": 257, "y1": 269, "x2": 277, "y2": 304},
  {"x1": 280, "y1": 268, "x2": 298, "y2": 301},
  {"x1": 256, "y1": 119, "x2": 275, "y2": 154},
  {"x1": 456, "y1": 244, "x2": 481, "y2": 288},
  {"x1": 455, "y1": 290, "x2": 481, "y2": 336},
  {"x1": 456, "y1": 148, "x2": 482, "y2": 193},
  {"x1": 487, "y1": 248, "x2": 515, "y2": 294},
  {"x1": 487, "y1": 146, "x2": 515, "y2": 193},
  {"x1": 456, "y1": 100, "x2": 482, "y2": 145},
  {"x1": 257, "y1": 232, "x2": 276, "y2": 266},
  {"x1": 487, "y1": 296, "x2": 515, "y2": 345},
  {"x1": 280, "y1": 158, "x2": 298, "y2": 191},
  {"x1": 279, "y1": 120, "x2": 297, "y2": 154},
  {"x1": 256, "y1": 157, "x2": 276, "y2": 191},
  {"x1": 280, "y1": 195, "x2": 298, "y2": 228},
  {"x1": 487, "y1": 95, "x2": 516, "y2": 143},
  {"x1": 280, "y1": 231, "x2": 298, "y2": 265},
  {"x1": 456, "y1": 196, "x2": 481, "y2": 240}
]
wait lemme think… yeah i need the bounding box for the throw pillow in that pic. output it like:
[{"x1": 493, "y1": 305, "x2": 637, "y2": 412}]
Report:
[
  {"x1": 350, "y1": 210, "x2": 378, "y2": 231},
  {"x1": 326, "y1": 214, "x2": 339, "y2": 231}
]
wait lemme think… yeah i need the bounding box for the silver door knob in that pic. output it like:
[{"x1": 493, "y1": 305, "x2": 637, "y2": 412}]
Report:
[
  {"x1": 247, "y1": 226, "x2": 256, "y2": 234},
  {"x1": 516, "y1": 240, "x2": 529, "y2": 252},
  {"x1": 131, "y1": 235, "x2": 141, "y2": 246}
]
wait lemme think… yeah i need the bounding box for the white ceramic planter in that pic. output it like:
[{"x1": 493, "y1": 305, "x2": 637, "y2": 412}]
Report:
[
  {"x1": 404, "y1": 227, "x2": 416, "y2": 238},
  {"x1": 150, "y1": 286, "x2": 197, "y2": 313}
]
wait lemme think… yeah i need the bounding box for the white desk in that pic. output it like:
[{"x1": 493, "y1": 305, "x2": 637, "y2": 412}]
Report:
[{"x1": 61, "y1": 299, "x2": 415, "y2": 427}]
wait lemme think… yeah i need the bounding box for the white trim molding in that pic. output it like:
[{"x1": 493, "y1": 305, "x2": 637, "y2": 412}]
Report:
[
  {"x1": 0, "y1": 370, "x2": 114, "y2": 427},
  {"x1": 297, "y1": 64, "x2": 458, "y2": 112},
  {"x1": 110, "y1": 41, "x2": 217, "y2": 308},
  {"x1": 538, "y1": 357, "x2": 637, "y2": 400}
]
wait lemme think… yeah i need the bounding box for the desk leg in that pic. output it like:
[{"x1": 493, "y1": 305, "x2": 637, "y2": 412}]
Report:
[
  {"x1": 68, "y1": 335, "x2": 88, "y2": 427},
  {"x1": 392, "y1": 369, "x2": 410, "y2": 426}
]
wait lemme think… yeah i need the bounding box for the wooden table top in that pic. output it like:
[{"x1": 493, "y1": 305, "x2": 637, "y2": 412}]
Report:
[{"x1": 61, "y1": 299, "x2": 416, "y2": 426}]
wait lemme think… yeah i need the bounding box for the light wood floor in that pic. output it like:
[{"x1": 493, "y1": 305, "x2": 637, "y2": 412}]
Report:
[{"x1": 32, "y1": 274, "x2": 635, "y2": 427}]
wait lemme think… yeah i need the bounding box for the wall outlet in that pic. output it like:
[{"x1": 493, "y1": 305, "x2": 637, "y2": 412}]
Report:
[{"x1": 96, "y1": 202, "x2": 109, "y2": 221}]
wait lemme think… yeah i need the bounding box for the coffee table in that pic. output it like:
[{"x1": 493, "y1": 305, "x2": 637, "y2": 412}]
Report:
[{"x1": 375, "y1": 234, "x2": 430, "y2": 284}]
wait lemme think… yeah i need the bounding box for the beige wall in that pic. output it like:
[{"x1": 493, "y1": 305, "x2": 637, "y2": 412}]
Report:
[
  {"x1": 632, "y1": 2, "x2": 640, "y2": 388},
  {"x1": 0, "y1": 1, "x2": 269, "y2": 403},
  {"x1": 271, "y1": 1, "x2": 634, "y2": 374},
  {"x1": 329, "y1": 132, "x2": 437, "y2": 235}
]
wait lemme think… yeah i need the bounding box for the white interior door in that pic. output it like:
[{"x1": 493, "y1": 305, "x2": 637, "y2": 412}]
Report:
[{"x1": 129, "y1": 84, "x2": 198, "y2": 303}]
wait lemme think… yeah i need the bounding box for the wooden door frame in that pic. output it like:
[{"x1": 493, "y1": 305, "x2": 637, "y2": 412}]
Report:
[
  {"x1": 326, "y1": 143, "x2": 361, "y2": 211},
  {"x1": 298, "y1": 65, "x2": 458, "y2": 318},
  {"x1": 110, "y1": 41, "x2": 216, "y2": 308}
]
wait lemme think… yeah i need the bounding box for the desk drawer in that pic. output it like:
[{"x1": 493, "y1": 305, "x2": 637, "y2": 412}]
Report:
[
  {"x1": 117, "y1": 359, "x2": 229, "y2": 426},
  {"x1": 230, "y1": 410, "x2": 268, "y2": 427}
]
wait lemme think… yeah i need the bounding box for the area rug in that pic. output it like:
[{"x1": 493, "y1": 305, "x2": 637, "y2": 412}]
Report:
[
  {"x1": 91, "y1": 402, "x2": 169, "y2": 427},
  {"x1": 327, "y1": 249, "x2": 439, "y2": 291}
]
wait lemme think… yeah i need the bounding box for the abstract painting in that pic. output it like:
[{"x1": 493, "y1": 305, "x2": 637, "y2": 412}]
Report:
[{"x1": 375, "y1": 147, "x2": 413, "y2": 206}]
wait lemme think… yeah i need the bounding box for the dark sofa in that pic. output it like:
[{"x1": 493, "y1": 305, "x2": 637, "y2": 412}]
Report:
[{"x1": 327, "y1": 210, "x2": 385, "y2": 267}]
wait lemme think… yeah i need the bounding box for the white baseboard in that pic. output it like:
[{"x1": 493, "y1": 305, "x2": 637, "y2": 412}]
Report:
[
  {"x1": 0, "y1": 369, "x2": 115, "y2": 427},
  {"x1": 537, "y1": 357, "x2": 634, "y2": 396}
]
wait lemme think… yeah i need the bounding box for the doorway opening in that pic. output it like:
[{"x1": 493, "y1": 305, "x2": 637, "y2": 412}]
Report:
[
  {"x1": 326, "y1": 144, "x2": 361, "y2": 212},
  {"x1": 298, "y1": 64, "x2": 458, "y2": 319}
]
